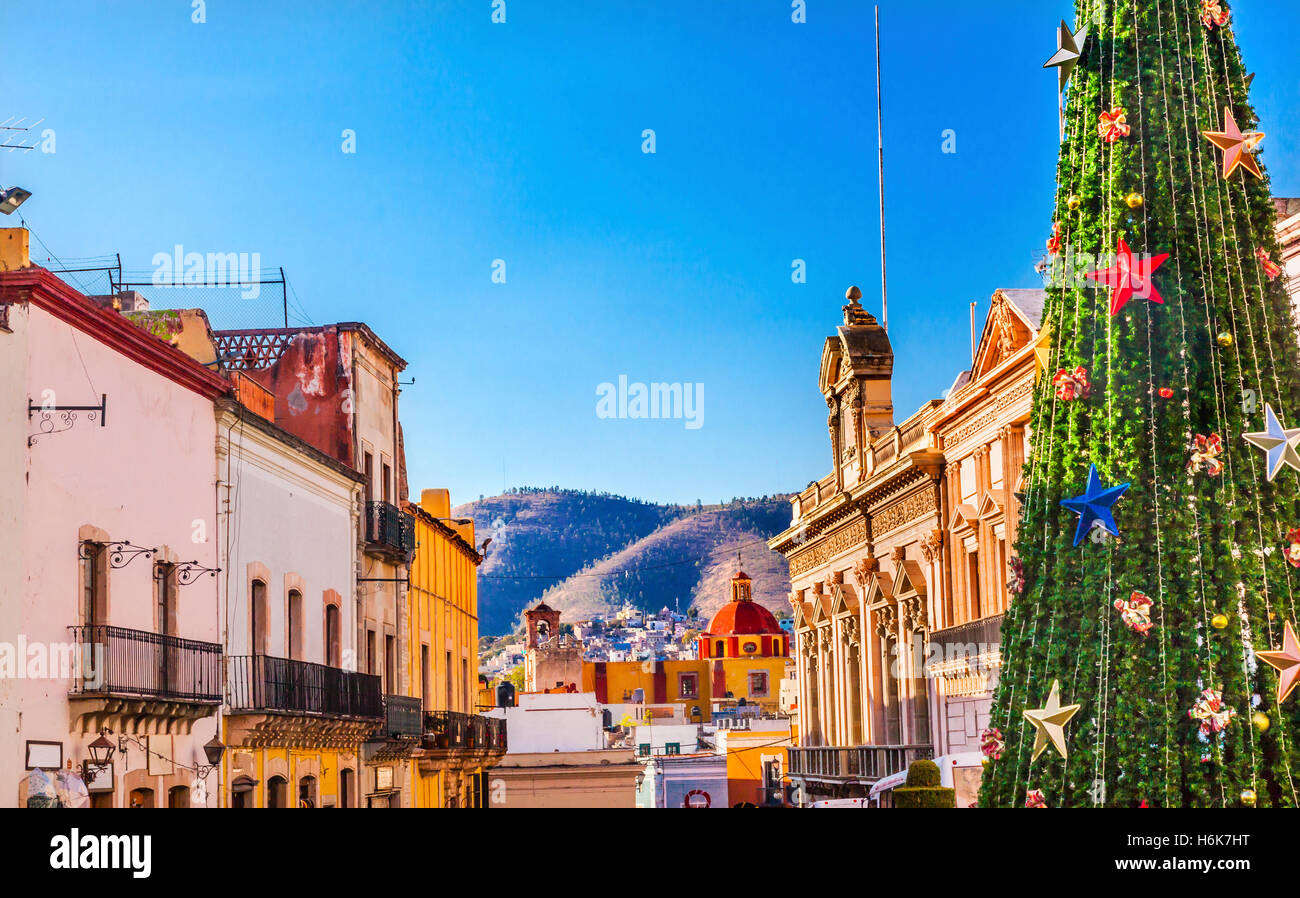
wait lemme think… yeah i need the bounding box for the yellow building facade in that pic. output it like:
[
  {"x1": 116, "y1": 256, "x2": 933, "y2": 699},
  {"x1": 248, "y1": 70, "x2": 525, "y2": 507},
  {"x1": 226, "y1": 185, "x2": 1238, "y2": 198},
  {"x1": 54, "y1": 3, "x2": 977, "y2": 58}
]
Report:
[{"x1": 405, "y1": 489, "x2": 506, "y2": 808}]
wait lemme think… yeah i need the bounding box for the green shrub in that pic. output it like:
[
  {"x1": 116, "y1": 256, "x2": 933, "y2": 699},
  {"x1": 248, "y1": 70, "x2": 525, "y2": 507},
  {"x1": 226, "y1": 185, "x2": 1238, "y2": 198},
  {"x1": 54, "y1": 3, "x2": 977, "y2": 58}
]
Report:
[{"x1": 892, "y1": 759, "x2": 955, "y2": 809}]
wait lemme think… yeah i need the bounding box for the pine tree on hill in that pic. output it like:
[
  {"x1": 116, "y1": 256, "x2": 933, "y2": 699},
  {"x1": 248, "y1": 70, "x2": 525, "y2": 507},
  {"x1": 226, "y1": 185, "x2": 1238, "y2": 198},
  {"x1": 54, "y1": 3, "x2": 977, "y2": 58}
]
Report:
[{"x1": 981, "y1": 0, "x2": 1300, "y2": 808}]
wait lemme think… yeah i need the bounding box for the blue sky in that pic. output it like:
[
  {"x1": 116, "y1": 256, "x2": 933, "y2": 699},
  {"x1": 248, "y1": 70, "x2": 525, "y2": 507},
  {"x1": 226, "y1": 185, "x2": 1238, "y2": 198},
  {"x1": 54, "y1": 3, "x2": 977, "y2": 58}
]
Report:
[{"x1": 5, "y1": 1, "x2": 1299, "y2": 506}]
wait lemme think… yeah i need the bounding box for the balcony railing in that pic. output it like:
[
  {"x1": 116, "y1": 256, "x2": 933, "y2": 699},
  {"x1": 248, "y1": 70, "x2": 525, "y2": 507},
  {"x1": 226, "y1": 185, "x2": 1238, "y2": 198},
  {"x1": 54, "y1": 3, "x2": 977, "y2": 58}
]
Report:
[
  {"x1": 227, "y1": 655, "x2": 383, "y2": 719},
  {"x1": 787, "y1": 744, "x2": 933, "y2": 781},
  {"x1": 365, "y1": 500, "x2": 416, "y2": 558},
  {"x1": 928, "y1": 614, "x2": 1003, "y2": 664},
  {"x1": 382, "y1": 694, "x2": 423, "y2": 739},
  {"x1": 422, "y1": 710, "x2": 508, "y2": 753},
  {"x1": 69, "y1": 625, "x2": 222, "y2": 703}
]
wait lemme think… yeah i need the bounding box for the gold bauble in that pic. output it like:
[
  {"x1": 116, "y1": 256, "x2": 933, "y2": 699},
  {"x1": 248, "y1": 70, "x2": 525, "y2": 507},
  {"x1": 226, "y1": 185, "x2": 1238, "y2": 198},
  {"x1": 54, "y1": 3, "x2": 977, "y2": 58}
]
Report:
[
  {"x1": 1211, "y1": 613, "x2": 1229, "y2": 629},
  {"x1": 1216, "y1": 332, "x2": 1233, "y2": 347},
  {"x1": 1125, "y1": 192, "x2": 1144, "y2": 209},
  {"x1": 1242, "y1": 788, "x2": 1257, "y2": 807},
  {"x1": 1066, "y1": 194, "x2": 1082, "y2": 211},
  {"x1": 1252, "y1": 711, "x2": 1270, "y2": 733}
]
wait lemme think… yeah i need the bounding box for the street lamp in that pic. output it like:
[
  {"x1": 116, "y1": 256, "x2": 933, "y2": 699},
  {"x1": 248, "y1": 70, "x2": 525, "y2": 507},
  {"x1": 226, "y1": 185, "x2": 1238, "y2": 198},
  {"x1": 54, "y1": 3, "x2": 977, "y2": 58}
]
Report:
[
  {"x1": 0, "y1": 186, "x2": 31, "y2": 215},
  {"x1": 82, "y1": 732, "x2": 116, "y2": 779},
  {"x1": 195, "y1": 735, "x2": 226, "y2": 778}
]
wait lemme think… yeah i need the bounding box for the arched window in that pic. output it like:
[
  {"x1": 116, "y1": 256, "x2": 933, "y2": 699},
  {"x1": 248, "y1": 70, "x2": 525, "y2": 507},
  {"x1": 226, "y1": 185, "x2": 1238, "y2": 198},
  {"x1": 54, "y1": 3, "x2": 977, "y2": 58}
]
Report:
[
  {"x1": 325, "y1": 603, "x2": 341, "y2": 668},
  {"x1": 288, "y1": 589, "x2": 303, "y2": 660},
  {"x1": 298, "y1": 774, "x2": 317, "y2": 808},
  {"x1": 267, "y1": 775, "x2": 288, "y2": 808},
  {"x1": 168, "y1": 785, "x2": 190, "y2": 808},
  {"x1": 715, "y1": 640, "x2": 725, "y2": 658}
]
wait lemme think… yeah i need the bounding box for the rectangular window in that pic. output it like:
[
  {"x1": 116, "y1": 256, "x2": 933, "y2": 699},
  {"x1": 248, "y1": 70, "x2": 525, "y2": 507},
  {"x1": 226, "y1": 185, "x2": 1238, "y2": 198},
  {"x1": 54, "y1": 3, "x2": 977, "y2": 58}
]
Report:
[
  {"x1": 385, "y1": 634, "x2": 396, "y2": 692},
  {"x1": 366, "y1": 629, "x2": 377, "y2": 675},
  {"x1": 325, "y1": 603, "x2": 341, "y2": 668},
  {"x1": 446, "y1": 651, "x2": 453, "y2": 709},
  {"x1": 82, "y1": 543, "x2": 106, "y2": 628},
  {"x1": 462, "y1": 658, "x2": 469, "y2": 712},
  {"x1": 960, "y1": 456, "x2": 977, "y2": 502},
  {"x1": 382, "y1": 462, "x2": 392, "y2": 504},
  {"x1": 421, "y1": 645, "x2": 431, "y2": 712},
  {"x1": 968, "y1": 551, "x2": 981, "y2": 620},
  {"x1": 748, "y1": 671, "x2": 769, "y2": 698},
  {"x1": 665, "y1": 743, "x2": 680, "y2": 756},
  {"x1": 251, "y1": 580, "x2": 268, "y2": 655},
  {"x1": 363, "y1": 452, "x2": 374, "y2": 506},
  {"x1": 637, "y1": 744, "x2": 650, "y2": 757},
  {"x1": 155, "y1": 562, "x2": 176, "y2": 635},
  {"x1": 288, "y1": 590, "x2": 303, "y2": 660},
  {"x1": 990, "y1": 439, "x2": 1004, "y2": 488},
  {"x1": 678, "y1": 672, "x2": 699, "y2": 699}
]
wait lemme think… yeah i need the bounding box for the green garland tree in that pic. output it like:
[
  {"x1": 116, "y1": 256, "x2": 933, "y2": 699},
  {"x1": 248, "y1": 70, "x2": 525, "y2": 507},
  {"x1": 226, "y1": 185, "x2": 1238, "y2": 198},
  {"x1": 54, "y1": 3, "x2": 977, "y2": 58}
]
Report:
[{"x1": 980, "y1": 0, "x2": 1300, "y2": 808}]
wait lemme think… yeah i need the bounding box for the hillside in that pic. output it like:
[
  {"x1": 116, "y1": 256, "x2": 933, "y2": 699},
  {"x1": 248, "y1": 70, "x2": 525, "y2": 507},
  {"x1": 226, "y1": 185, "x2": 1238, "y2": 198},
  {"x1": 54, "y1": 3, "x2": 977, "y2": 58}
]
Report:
[{"x1": 453, "y1": 489, "x2": 794, "y2": 635}]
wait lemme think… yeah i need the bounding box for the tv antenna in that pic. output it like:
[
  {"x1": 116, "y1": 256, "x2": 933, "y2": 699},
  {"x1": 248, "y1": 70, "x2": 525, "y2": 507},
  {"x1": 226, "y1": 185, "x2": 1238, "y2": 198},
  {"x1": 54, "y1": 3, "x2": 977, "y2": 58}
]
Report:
[{"x1": 0, "y1": 117, "x2": 45, "y2": 152}]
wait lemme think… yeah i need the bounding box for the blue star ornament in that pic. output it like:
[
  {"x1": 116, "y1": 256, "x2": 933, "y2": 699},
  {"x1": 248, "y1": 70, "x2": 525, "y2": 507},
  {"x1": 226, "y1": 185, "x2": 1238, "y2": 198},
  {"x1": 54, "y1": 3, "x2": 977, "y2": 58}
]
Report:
[
  {"x1": 1060, "y1": 464, "x2": 1131, "y2": 547},
  {"x1": 1243, "y1": 403, "x2": 1300, "y2": 483}
]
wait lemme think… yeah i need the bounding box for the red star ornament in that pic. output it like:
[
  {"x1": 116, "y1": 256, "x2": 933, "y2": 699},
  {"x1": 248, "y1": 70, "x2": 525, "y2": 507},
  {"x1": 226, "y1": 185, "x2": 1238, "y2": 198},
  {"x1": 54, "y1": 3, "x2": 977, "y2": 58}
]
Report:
[{"x1": 1085, "y1": 237, "x2": 1170, "y2": 316}]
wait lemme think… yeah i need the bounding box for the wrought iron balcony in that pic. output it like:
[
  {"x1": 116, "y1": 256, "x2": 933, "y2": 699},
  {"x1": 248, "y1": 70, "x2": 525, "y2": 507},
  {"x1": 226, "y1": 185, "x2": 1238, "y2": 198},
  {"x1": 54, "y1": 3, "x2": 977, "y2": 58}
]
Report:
[
  {"x1": 382, "y1": 694, "x2": 423, "y2": 740},
  {"x1": 227, "y1": 655, "x2": 383, "y2": 719},
  {"x1": 364, "y1": 500, "x2": 416, "y2": 559},
  {"x1": 422, "y1": 710, "x2": 507, "y2": 753},
  {"x1": 786, "y1": 744, "x2": 933, "y2": 781},
  {"x1": 69, "y1": 625, "x2": 222, "y2": 703}
]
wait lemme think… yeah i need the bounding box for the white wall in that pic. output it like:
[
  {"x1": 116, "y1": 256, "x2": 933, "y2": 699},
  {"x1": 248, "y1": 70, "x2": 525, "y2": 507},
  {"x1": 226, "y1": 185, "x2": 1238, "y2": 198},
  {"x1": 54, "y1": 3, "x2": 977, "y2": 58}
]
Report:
[{"x1": 484, "y1": 692, "x2": 606, "y2": 752}]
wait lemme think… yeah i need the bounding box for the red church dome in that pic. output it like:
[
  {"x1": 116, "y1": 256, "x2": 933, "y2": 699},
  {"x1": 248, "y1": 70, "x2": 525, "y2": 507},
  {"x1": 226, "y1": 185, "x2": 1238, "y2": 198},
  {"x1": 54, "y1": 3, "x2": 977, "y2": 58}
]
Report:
[{"x1": 704, "y1": 572, "x2": 784, "y2": 636}]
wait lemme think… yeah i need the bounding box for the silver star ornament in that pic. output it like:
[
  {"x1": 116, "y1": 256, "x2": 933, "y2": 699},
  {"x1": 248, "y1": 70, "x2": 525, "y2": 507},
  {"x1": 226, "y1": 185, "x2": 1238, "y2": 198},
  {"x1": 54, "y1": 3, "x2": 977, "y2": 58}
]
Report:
[
  {"x1": 1043, "y1": 19, "x2": 1089, "y2": 92},
  {"x1": 1243, "y1": 403, "x2": 1300, "y2": 482}
]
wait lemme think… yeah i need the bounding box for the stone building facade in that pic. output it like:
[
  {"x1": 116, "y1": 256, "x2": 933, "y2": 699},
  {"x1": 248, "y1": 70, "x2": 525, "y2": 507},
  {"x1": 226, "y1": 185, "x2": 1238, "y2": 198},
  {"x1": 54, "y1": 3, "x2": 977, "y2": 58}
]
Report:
[{"x1": 771, "y1": 286, "x2": 1043, "y2": 803}]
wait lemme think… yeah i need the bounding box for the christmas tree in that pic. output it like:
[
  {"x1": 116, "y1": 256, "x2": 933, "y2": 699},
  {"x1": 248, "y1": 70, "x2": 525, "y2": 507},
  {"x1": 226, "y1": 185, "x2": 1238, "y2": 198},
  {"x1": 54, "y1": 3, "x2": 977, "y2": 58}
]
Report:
[{"x1": 980, "y1": 0, "x2": 1300, "y2": 808}]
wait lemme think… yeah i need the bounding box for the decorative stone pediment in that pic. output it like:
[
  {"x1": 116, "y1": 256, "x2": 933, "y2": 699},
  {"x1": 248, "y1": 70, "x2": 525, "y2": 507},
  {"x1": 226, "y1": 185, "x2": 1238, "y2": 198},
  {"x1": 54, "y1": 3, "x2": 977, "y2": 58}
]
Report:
[
  {"x1": 893, "y1": 560, "x2": 928, "y2": 599},
  {"x1": 863, "y1": 570, "x2": 896, "y2": 608},
  {"x1": 948, "y1": 503, "x2": 979, "y2": 534},
  {"x1": 972, "y1": 289, "x2": 1036, "y2": 380},
  {"x1": 977, "y1": 489, "x2": 1007, "y2": 522}
]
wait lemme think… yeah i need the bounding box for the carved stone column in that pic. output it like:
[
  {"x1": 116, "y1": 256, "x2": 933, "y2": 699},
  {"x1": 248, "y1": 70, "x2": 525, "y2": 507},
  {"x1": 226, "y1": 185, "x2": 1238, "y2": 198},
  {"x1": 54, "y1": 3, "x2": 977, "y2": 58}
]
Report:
[{"x1": 827, "y1": 396, "x2": 843, "y2": 493}]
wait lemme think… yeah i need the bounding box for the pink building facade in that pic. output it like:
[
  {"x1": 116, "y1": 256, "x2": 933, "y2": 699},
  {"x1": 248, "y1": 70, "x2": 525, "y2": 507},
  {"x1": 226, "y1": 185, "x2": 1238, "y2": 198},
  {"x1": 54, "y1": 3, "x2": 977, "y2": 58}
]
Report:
[{"x1": 0, "y1": 241, "x2": 230, "y2": 808}]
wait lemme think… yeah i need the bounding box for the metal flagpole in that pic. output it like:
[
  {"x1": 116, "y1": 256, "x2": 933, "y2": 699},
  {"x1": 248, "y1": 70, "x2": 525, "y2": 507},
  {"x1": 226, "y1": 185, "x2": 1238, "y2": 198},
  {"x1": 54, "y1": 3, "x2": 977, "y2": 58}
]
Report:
[{"x1": 875, "y1": 5, "x2": 887, "y2": 332}]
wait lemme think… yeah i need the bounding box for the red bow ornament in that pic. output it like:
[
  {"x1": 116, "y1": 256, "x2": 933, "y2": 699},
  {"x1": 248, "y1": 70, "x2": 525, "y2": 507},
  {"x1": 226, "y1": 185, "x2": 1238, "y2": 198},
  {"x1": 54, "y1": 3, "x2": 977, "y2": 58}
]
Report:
[
  {"x1": 1284, "y1": 527, "x2": 1300, "y2": 569},
  {"x1": 1114, "y1": 590, "x2": 1155, "y2": 637},
  {"x1": 1098, "y1": 107, "x2": 1131, "y2": 143},
  {"x1": 1257, "y1": 247, "x2": 1282, "y2": 280},
  {"x1": 1200, "y1": 0, "x2": 1230, "y2": 29},
  {"x1": 1047, "y1": 222, "x2": 1062, "y2": 256},
  {"x1": 1187, "y1": 433, "x2": 1224, "y2": 477},
  {"x1": 1052, "y1": 366, "x2": 1091, "y2": 401}
]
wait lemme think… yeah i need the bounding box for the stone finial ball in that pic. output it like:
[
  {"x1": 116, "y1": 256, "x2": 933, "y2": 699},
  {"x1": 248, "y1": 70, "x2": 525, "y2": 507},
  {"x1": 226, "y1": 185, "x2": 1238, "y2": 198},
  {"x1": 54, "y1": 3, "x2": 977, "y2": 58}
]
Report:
[{"x1": 846, "y1": 286, "x2": 863, "y2": 301}]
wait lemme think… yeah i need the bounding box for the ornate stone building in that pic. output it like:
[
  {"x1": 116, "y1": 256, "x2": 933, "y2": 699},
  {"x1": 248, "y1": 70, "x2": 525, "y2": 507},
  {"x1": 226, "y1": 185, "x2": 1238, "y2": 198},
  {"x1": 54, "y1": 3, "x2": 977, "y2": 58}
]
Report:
[{"x1": 771, "y1": 286, "x2": 1043, "y2": 803}]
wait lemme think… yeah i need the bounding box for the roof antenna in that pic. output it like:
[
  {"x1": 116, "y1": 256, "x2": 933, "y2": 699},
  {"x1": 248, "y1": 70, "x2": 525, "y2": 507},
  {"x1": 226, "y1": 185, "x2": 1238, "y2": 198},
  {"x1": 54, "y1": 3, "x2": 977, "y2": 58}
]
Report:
[{"x1": 874, "y1": 5, "x2": 888, "y2": 332}]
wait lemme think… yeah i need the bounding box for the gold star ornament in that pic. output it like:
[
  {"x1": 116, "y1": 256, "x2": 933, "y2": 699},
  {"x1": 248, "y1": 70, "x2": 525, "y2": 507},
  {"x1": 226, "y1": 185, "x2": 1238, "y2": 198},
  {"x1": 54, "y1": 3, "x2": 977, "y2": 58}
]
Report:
[
  {"x1": 1257, "y1": 620, "x2": 1300, "y2": 704},
  {"x1": 1202, "y1": 106, "x2": 1264, "y2": 180},
  {"x1": 1023, "y1": 679, "x2": 1081, "y2": 761}
]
